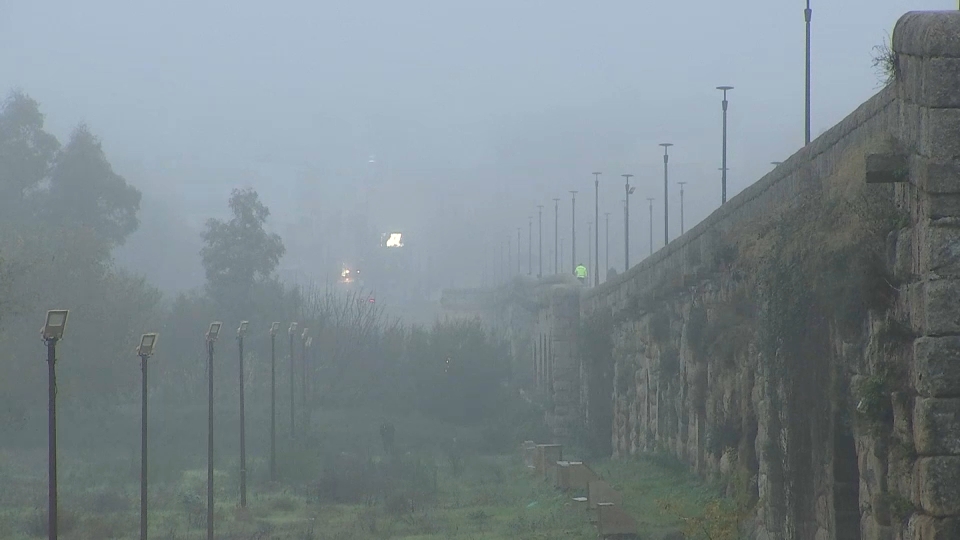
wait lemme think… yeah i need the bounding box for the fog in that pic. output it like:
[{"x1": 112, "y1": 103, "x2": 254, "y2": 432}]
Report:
[{"x1": 1, "y1": 0, "x2": 946, "y2": 296}]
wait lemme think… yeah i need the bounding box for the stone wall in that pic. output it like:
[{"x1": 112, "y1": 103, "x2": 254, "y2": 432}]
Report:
[{"x1": 568, "y1": 11, "x2": 960, "y2": 540}]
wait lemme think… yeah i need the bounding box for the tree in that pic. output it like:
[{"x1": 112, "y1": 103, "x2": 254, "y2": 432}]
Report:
[
  {"x1": 42, "y1": 124, "x2": 142, "y2": 250},
  {"x1": 200, "y1": 188, "x2": 285, "y2": 310},
  {"x1": 0, "y1": 91, "x2": 60, "y2": 219}
]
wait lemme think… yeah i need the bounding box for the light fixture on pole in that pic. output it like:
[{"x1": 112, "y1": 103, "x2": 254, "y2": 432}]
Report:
[
  {"x1": 717, "y1": 86, "x2": 734, "y2": 204},
  {"x1": 205, "y1": 321, "x2": 222, "y2": 540},
  {"x1": 268, "y1": 322, "x2": 280, "y2": 482},
  {"x1": 527, "y1": 216, "x2": 533, "y2": 276},
  {"x1": 570, "y1": 190, "x2": 578, "y2": 275},
  {"x1": 552, "y1": 198, "x2": 560, "y2": 274},
  {"x1": 593, "y1": 172, "x2": 601, "y2": 286},
  {"x1": 536, "y1": 205, "x2": 543, "y2": 277},
  {"x1": 300, "y1": 328, "x2": 309, "y2": 429},
  {"x1": 236, "y1": 321, "x2": 249, "y2": 508},
  {"x1": 287, "y1": 322, "x2": 298, "y2": 439},
  {"x1": 771, "y1": 161, "x2": 783, "y2": 167},
  {"x1": 604, "y1": 211, "x2": 610, "y2": 281},
  {"x1": 805, "y1": 0, "x2": 812, "y2": 146},
  {"x1": 137, "y1": 332, "x2": 158, "y2": 540},
  {"x1": 646, "y1": 198, "x2": 655, "y2": 256},
  {"x1": 677, "y1": 182, "x2": 688, "y2": 235},
  {"x1": 587, "y1": 221, "x2": 593, "y2": 286},
  {"x1": 622, "y1": 175, "x2": 634, "y2": 270},
  {"x1": 659, "y1": 143, "x2": 673, "y2": 246},
  {"x1": 42, "y1": 309, "x2": 68, "y2": 540}
]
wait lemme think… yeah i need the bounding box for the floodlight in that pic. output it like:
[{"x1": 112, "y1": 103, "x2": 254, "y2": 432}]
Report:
[
  {"x1": 628, "y1": 187, "x2": 636, "y2": 194},
  {"x1": 237, "y1": 321, "x2": 249, "y2": 337},
  {"x1": 138, "y1": 333, "x2": 159, "y2": 357},
  {"x1": 207, "y1": 322, "x2": 222, "y2": 342},
  {"x1": 305, "y1": 337, "x2": 312, "y2": 348},
  {"x1": 42, "y1": 309, "x2": 69, "y2": 340},
  {"x1": 288, "y1": 322, "x2": 298, "y2": 335}
]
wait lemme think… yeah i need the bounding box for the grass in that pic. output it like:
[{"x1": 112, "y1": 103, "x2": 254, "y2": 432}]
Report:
[{"x1": 0, "y1": 409, "x2": 729, "y2": 539}]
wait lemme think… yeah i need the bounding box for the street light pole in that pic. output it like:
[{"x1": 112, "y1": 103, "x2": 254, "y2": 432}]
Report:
[
  {"x1": 527, "y1": 216, "x2": 533, "y2": 276},
  {"x1": 678, "y1": 182, "x2": 688, "y2": 235},
  {"x1": 717, "y1": 86, "x2": 733, "y2": 204},
  {"x1": 805, "y1": 0, "x2": 812, "y2": 145},
  {"x1": 516, "y1": 228, "x2": 521, "y2": 275},
  {"x1": 300, "y1": 329, "x2": 309, "y2": 432},
  {"x1": 269, "y1": 322, "x2": 280, "y2": 482},
  {"x1": 570, "y1": 191, "x2": 578, "y2": 274},
  {"x1": 622, "y1": 175, "x2": 634, "y2": 270},
  {"x1": 659, "y1": 143, "x2": 673, "y2": 246},
  {"x1": 288, "y1": 322, "x2": 298, "y2": 439},
  {"x1": 537, "y1": 205, "x2": 543, "y2": 277},
  {"x1": 604, "y1": 212, "x2": 610, "y2": 281},
  {"x1": 587, "y1": 221, "x2": 593, "y2": 284},
  {"x1": 42, "y1": 310, "x2": 68, "y2": 540},
  {"x1": 205, "y1": 322, "x2": 222, "y2": 540},
  {"x1": 137, "y1": 333, "x2": 158, "y2": 540},
  {"x1": 593, "y1": 172, "x2": 601, "y2": 287},
  {"x1": 237, "y1": 321, "x2": 249, "y2": 508},
  {"x1": 552, "y1": 198, "x2": 560, "y2": 274},
  {"x1": 646, "y1": 198, "x2": 655, "y2": 256}
]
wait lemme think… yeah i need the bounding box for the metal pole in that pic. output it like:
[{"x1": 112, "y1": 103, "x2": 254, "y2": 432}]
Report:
[
  {"x1": 516, "y1": 228, "x2": 521, "y2": 275},
  {"x1": 570, "y1": 191, "x2": 578, "y2": 274},
  {"x1": 537, "y1": 205, "x2": 543, "y2": 277},
  {"x1": 647, "y1": 198, "x2": 655, "y2": 256},
  {"x1": 301, "y1": 334, "x2": 307, "y2": 429},
  {"x1": 805, "y1": 0, "x2": 812, "y2": 145},
  {"x1": 593, "y1": 172, "x2": 601, "y2": 286},
  {"x1": 587, "y1": 221, "x2": 593, "y2": 285},
  {"x1": 270, "y1": 332, "x2": 276, "y2": 482},
  {"x1": 622, "y1": 175, "x2": 633, "y2": 270},
  {"x1": 289, "y1": 330, "x2": 295, "y2": 439},
  {"x1": 206, "y1": 339, "x2": 214, "y2": 540},
  {"x1": 552, "y1": 198, "x2": 560, "y2": 274},
  {"x1": 604, "y1": 212, "x2": 610, "y2": 281},
  {"x1": 238, "y1": 334, "x2": 246, "y2": 508},
  {"x1": 507, "y1": 235, "x2": 512, "y2": 278},
  {"x1": 717, "y1": 86, "x2": 733, "y2": 204},
  {"x1": 47, "y1": 338, "x2": 57, "y2": 540},
  {"x1": 678, "y1": 182, "x2": 687, "y2": 235},
  {"x1": 527, "y1": 217, "x2": 533, "y2": 275},
  {"x1": 560, "y1": 237, "x2": 564, "y2": 272},
  {"x1": 660, "y1": 144, "x2": 672, "y2": 245},
  {"x1": 140, "y1": 353, "x2": 148, "y2": 540}
]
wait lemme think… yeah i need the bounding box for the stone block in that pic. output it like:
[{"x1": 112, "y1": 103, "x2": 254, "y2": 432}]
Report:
[
  {"x1": 922, "y1": 109, "x2": 960, "y2": 160},
  {"x1": 914, "y1": 398, "x2": 960, "y2": 454},
  {"x1": 923, "y1": 279, "x2": 960, "y2": 334},
  {"x1": 894, "y1": 12, "x2": 960, "y2": 59},
  {"x1": 587, "y1": 479, "x2": 623, "y2": 509},
  {"x1": 893, "y1": 391, "x2": 915, "y2": 444},
  {"x1": 916, "y1": 158, "x2": 960, "y2": 194},
  {"x1": 920, "y1": 226, "x2": 960, "y2": 276},
  {"x1": 534, "y1": 444, "x2": 562, "y2": 478},
  {"x1": 867, "y1": 153, "x2": 910, "y2": 184},
  {"x1": 905, "y1": 514, "x2": 960, "y2": 540},
  {"x1": 924, "y1": 194, "x2": 960, "y2": 221},
  {"x1": 917, "y1": 456, "x2": 960, "y2": 515},
  {"x1": 915, "y1": 337, "x2": 960, "y2": 397},
  {"x1": 555, "y1": 461, "x2": 598, "y2": 491},
  {"x1": 596, "y1": 503, "x2": 639, "y2": 537},
  {"x1": 923, "y1": 57, "x2": 960, "y2": 108}
]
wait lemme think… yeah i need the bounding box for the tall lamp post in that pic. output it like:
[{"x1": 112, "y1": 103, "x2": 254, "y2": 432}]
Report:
[
  {"x1": 288, "y1": 322, "x2": 298, "y2": 439},
  {"x1": 805, "y1": 0, "x2": 812, "y2": 145},
  {"x1": 527, "y1": 217, "x2": 533, "y2": 276},
  {"x1": 137, "y1": 332, "x2": 158, "y2": 540},
  {"x1": 300, "y1": 328, "x2": 309, "y2": 430},
  {"x1": 593, "y1": 172, "x2": 601, "y2": 286},
  {"x1": 236, "y1": 321, "x2": 249, "y2": 508},
  {"x1": 604, "y1": 212, "x2": 610, "y2": 281},
  {"x1": 717, "y1": 86, "x2": 733, "y2": 204},
  {"x1": 659, "y1": 143, "x2": 673, "y2": 245},
  {"x1": 646, "y1": 198, "x2": 655, "y2": 256},
  {"x1": 205, "y1": 321, "x2": 222, "y2": 540},
  {"x1": 552, "y1": 198, "x2": 560, "y2": 274},
  {"x1": 269, "y1": 322, "x2": 280, "y2": 482},
  {"x1": 42, "y1": 309, "x2": 69, "y2": 540},
  {"x1": 587, "y1": 221, "x2": 593, "y2": 285},
  {"x1": 570, "y1": 190, "x2": 578, "y2": 274},
  {"x1": 677, "y1": 182, "x2": 688, "y2": 235},
  {"x1": 516, "y1": 228, "x2": 521, "y2": 275},
  {"x1": 622, "y1": 175, "x2": 635, "y2": 270},
  {"x1": 536, "y1": 205, "x2": 543, "y2": 277}
]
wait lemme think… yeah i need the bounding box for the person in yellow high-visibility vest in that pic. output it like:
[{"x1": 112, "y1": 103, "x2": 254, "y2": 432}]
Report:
[{"x1": 575, "y1": 263, "x2": 587, "y2": 283}]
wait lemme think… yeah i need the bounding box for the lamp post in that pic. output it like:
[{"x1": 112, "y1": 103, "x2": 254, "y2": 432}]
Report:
[
  {"x1": 205, "y1": 321, "x2": 222, "y2": 540},
  {"x1": 677, "y1": 182, "x2": 688, "y2": 235},
  {"x1": 604, "y1": 212, "x2": 610, "y2": 281},
  {"x1": 42, "y1": 309, "x2": 68, "y2": 540},
  {"x1": 622, "y1": 175, "x2": 634, "y2": 270},
  {"x1": 587, "y1": 221, "x2": 593, "y2": 286},
  {"x1": 527, "y1": 216, "x2": 533, "y2": 276},
  {"x1": 300, "y1": 328, "x2": 309, "y2": 430},
  {"x1": 516, "y1": 228, "x2": 521, "y2": 275},
  {"x1": 137, "y1": 332, "x2": 158, "y2": 540},
  {"x1": 536, "y1": 205, "x2": 543, "y2": 277},
  {"x1": 269, "y1": 322, "x2": 280, "y2": 482},
  {"x1": 288, "y1": 322, "x2": 298, "y2": 439},
  {"x1": 717, "y1": 86, "x2": 733, "y2": 204},
  {"x1": 659, "y1": 143, "x2": 673, "y2": 245},
  {"x1": 646, "y1": 197, "x2": 655, "y2": 257},
  {"x1": 570, "y1": 190, "x2": 578, "y2": 274},
  {"x1": 805, "y1": 0, "x2": 812, "y2": 145},
  {"x1": 507, "y1": 235, "x2": 512, "y2": 278},
  {"x1": 236, "y1": 321, "x2": 249, "y2": 508},
  {"x1": 552, "y1": 198, "x2": 560, "y2": 274},
  {"x1": 593, "y1": 172, "x2": 601, "y2": 286}
]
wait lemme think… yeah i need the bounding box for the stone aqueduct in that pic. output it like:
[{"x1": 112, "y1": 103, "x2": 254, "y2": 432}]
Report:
[{"x1": 442, "y1": 11, "x2": 960, "y2": 540}]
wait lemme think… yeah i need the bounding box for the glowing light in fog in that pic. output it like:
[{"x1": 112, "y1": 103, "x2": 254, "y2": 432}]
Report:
[{"x1": 385, "y1": 233, "x2": 404, "y2": 248}]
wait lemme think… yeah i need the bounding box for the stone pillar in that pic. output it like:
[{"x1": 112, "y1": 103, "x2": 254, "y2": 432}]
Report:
[
  {"x1": 545, "y1": 285, "x2": 581, "y2": 442},
  {"x1": 894, "y1": 11, "x2": 960, "y2": 539}
]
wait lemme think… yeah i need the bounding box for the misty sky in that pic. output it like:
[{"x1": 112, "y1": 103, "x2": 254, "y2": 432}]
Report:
[{"x1": 1, "y1": 1, "x2": 950, "y2": 292}]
